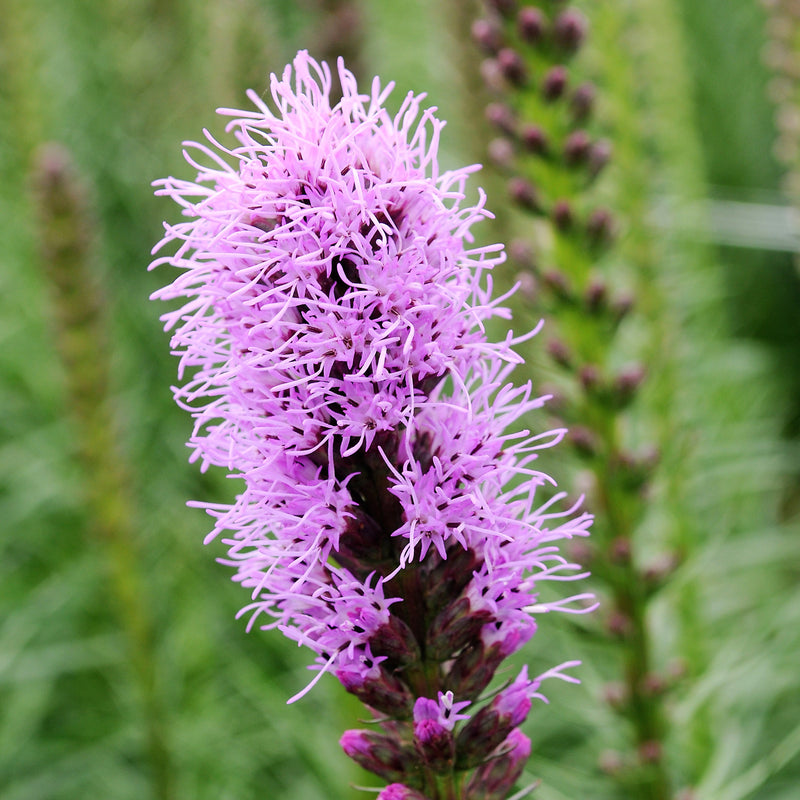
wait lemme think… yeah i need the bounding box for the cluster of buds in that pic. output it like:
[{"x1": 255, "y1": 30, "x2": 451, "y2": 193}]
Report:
[
  {"x1": 761, "y1": 0, "x2": 800, "y2": 268},
  {"x1": 151, "y1": 51, "x2": 593, "y2": 799},
  {"x1": 472, "y1": 5, "x2": 683, "y2": 797},
  {"x1": 474, "y1": 0, "x2": 614, "y2": 258}
]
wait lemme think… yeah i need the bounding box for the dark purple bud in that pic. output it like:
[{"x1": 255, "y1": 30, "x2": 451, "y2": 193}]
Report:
[
  {"x1": 488, "y1": 137, "x2": 514, "y2": 167},
  {"x1": 570, "y1": 425, "x2": 598, "y2": 457},
  {"x1": 413, "y1": 718, "x2": 455, "y2": 768},
  {"x1": 613, "y1": 363, "x2": 646, "y2": 404},
  {"x1": 471, "y1": 18, "x2": 503, "y2": 54},
  {"x1": 370, "y1": 616, "x2": 421, "y2": 665},
  {"x1": 564, "y1": 129, "x2": 591, "y2": 165},
  {"x1": 424, "y1": 546, "x2": 480, "y2": 612},
  {"x1": 456, "y1": 678, "x2": 530, "y2": 768},
  {"x1": 520, "y1": 123, "x2": 549, "y2": 154},
  {"x1": 465, "y1": 729, "x2": 532, "y2": 800},
  {"x1": 584, "y1": 277, "x2": 607, "y2": 312},
  {"x1": 335, "y1": 508, "x2": 389, "y2": 573},
  {"x1": 611, "y1": 290, "x2": 634, "y2": 321},
  {"x1": 455, "y1": 707, "x2": 506, "y2": 767},
  {"x1": 553, "y1": 9, "x2": 588, "y2": 52},
  {"x1": 340, "y1": 729, "x2": 419, "y2": 783},
  {"x1": 551, "y1": 198, "x2": 574, "y2": 230},
  {"x1": 486, "y1": 0, "x2": 517, "y2": 18},
  {"x1": 444, "y1": 641, "x2": 504, "y2": 699},
  {"x1": 507, "y1": 176, "x2": 540, "y2": 211},
  {"x1": 542, "y1": 65, "x2": 568, "y2": 101},
  {"x1": 542, "y1": 267, "x2": 571, "y2": 298},
  {"x1": 517, "y1": 7, "x2": 546, "y2": 43},
  {"x1": 546, "y1": 337, "x2": 572, "y2": 367},
  {"x1": 590, "y1": 139, "x2": 613, "y2": 176},
  {"x1": 427, "y1": 597, "x2": 494, "y2": 660},
  {"x1": 485, "y1": 101, "x2": 516, "y2": 135},
  {"x1": 497, "y1": 47, "x2": 528, "y2": 85},
  {"x1": 571, "y1": 82, "x2": 596, "y2": 120},
  {"x1": 586, "y1": 207, "x2": 615, "y2": 244},
  {"x1": 578, "y1": 364, "x2": 601, "y2": 395},
  {"x1": 336, "y1": 665, "x2": 415, "y2": 719},
  {"x1": 609, "y1": 536, "x2": 632, "y2": 564}
]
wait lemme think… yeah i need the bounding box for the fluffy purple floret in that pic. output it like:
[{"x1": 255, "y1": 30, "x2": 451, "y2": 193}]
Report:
[{"x1": 151, "y1": 50, "x2": 592, "y2": 697}]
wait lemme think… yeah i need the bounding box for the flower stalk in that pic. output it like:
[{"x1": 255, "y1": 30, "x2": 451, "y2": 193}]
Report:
[{"x1": 151, "y1": 51, "x2": 594, "y2": 799}]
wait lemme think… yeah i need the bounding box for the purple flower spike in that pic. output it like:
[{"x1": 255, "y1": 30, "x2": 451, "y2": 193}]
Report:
[{"x1": 152, "y1": 50, "x2": 593, "y2": 798}]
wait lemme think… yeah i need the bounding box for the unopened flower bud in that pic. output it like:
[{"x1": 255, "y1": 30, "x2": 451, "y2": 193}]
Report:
[
  {"x1": 472, "y1": 18, "x2": 503, "y2": 54},
  {"x1": 370, "y1": 616, "x2": 421, "y2": 665},
  {"x1": 485, "y1": 101, "x2": 516, "y2": 134},
  {"x1": 508, "y1": 176, "x2": 540, "y2": 211},
  {"x1": 414, "y1": 718, "x2": 455, "y2": 768},
  {"x1": 546, "y1": 337, "x2": 572, "y2": 367},
  {"x1": 340, "y1": 729, "x2": 418, "y2": 783},
  {"x1": 424, "y1": 546, "x2": 481, "y2": 613},
  {"x1": 578, "y1": 363, "x2": 601, "y2": 392},
  {"x1": 456, "y1": 684, "x2": 530, "y2": 767},
  {"x1": 521, "y1": 123, "x2": 549, "y2": 154},
  {"x1": 570, "y1": 425, "x2": 598, "y2": 457},
  {"x1": 571, "y1": 82, "x2": 596, "y2": 120},
  {"x1": 481, "y1": 58, "x2": 506, "y2": 92},
  {"x1": 516, "y1": 271, "x2": 538, "y2": 301},
  {"x1": 488, "y1": 137, "x2": 515, "y2": 167},
  {"x1": 589, "y1": 139, "x2": 613, "y2": 176},
  {"x1": 553, "y1": 9, "x2": 588, "y2": 52},
  {"x1": 509, "y1": 238, "x2": 536, "y2": 269},
  {"x1": 584, "y1": 277, "x2": 607, "y2": 312},
  {"x1": 518, "y1": 6, "x2": 547, "y2": 43},
  {"x1": 613, "y1": 363, "x2": 646, "y2": 405},
  {"x1": 609, "y1": 536, "x2": 632, "y2": 564},
  {"x1": 465, "y1": 729, "x2": 532, "y2": 800},
  {"x1": 445, "y1": 641, "x2": 505, "y2": 699},
  {"x1": 611, "y1": 290, "x2": 634, "y2": 321},
  {"x1": 542, "y1": 65, "x2": 568, "y2": 101},
  {"x1": 337, "y1": 664, "x2": 415, "y2": 718},
  {"x1": 497, "y1": 47, "x2": 528, "y2": 85},
  {"x1": 552, "y1": 198, "x2": 574, "y2": 230},
  {"x1": 542, "y1": 267, "x2": 571, "y2": 298},
  {"x1": 586, "y1": 207, "x2": 615, "y2": 245},
  {"x1": 607, "y1": 609, "x2": 632, "y2": 639},
  {"x1": 564, "y1": 130, "x2": 591, "y2": 165},
  {"x1": 427, "y1": 597, "x2": 494, "y2": 660}
]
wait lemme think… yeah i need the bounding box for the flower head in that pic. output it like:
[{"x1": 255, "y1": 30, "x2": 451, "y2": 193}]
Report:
[{"x1": 152, "y1": 49, "x2": 593, "y2": 796}]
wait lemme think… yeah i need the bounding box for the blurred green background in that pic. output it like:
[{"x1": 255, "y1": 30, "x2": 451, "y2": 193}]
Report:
[{"x1": 1, "y1": 1, "x2": 798, "y2": 799}]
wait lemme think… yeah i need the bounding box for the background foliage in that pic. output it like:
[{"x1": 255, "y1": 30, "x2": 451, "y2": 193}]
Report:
[{"x1": 0, "y1": 1, "x2": 798, "y2": 799}]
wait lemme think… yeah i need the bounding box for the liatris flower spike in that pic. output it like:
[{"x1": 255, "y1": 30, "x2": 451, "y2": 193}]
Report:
[{"x1": 151, "y1": 51, "x2": 595, "y2": 799}]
